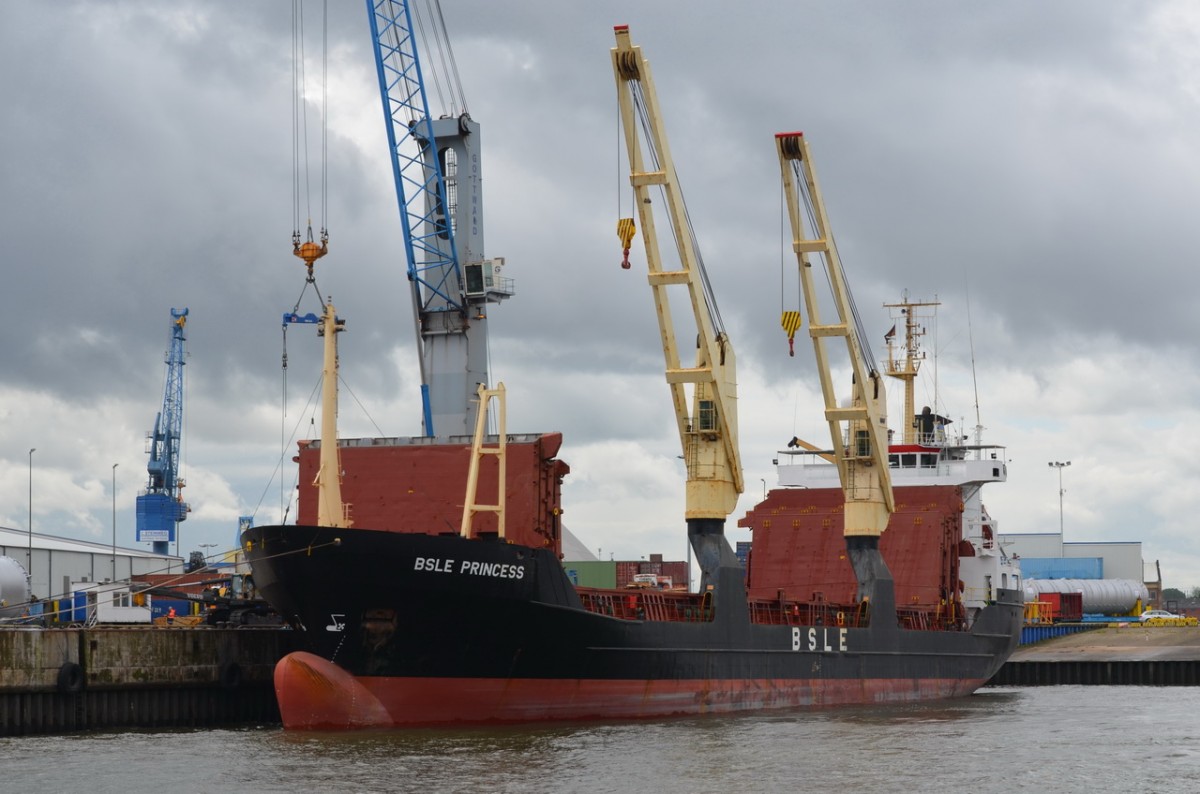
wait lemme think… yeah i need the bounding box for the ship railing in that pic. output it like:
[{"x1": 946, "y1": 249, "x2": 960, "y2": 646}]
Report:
[
  {"x1": 577, "y1": 587, "x2": 967, "y2": 631},
  {"x1": 750, "y1": 599, "x2": 865, "y2": 629},
  {"x1": 576, "y1": 588, "x2": 714, "y2": 623},
  {"x1": 745, "y1": 598, "x2": 964, "y2": 631}
]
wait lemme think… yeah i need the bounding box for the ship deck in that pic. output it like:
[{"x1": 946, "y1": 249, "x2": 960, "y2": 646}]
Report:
[{"x1": 576, "y1": 587, "x2": 967, "y2": 631}]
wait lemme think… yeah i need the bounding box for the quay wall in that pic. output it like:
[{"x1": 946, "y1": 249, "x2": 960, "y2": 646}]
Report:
[
  {"x1": 988, "y1": 625, "x2": 1200, "y2": 688},
  {"x1": 990, "y1": 658, "x2": 1200, "y2": 686},
  {"x1": 0, "y1": 626, "x2": 296, "y2": 736}
]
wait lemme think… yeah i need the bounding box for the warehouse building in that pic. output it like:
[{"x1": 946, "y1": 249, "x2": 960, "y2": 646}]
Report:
[{"x1": 0, "y1": 525, "x2": 184, "y2": 602}]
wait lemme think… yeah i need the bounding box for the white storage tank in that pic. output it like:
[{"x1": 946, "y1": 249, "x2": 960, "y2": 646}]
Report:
[
  {"x1": 0, "y1": 555, "x2": 31, "y2": 619},
  {"x1": 1023, "y1": 578, "x2": 1149, "y2": 615}
]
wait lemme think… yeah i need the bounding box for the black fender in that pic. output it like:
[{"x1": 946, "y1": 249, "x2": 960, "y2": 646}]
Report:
[{"x1": 56, "y1": 662, "x2": 85, "y2": 694}]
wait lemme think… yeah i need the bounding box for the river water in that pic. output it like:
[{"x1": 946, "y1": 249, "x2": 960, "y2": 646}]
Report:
[{"x1": 4, "y1": 686, "x2": 1197, "y2": 793}]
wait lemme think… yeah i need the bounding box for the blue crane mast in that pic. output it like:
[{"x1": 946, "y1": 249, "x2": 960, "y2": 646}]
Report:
[
  {"x1": 366, "y1": 0, "x2": 512, "y2": 438},
  {"x1": 136, "y1": 308, "x2": 190, "y2": 556}
]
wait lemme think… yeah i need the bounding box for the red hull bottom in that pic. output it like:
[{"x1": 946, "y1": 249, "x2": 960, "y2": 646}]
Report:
[{"x1": 274, "y1": 652, "x2": 987, "y2": 730}]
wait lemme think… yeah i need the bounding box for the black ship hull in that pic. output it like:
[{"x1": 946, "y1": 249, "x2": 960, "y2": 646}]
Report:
[{"x1": 243, "y1": 524, "x2": 1023, "y2": 729}]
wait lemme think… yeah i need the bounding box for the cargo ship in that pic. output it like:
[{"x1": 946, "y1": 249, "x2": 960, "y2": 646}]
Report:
[
  {"x1": 241, "y1": 24, "x2": 1022, "y2": 729},
  {"x1": 243, "y1": 294, "x2": 1023, "y2": 729}
]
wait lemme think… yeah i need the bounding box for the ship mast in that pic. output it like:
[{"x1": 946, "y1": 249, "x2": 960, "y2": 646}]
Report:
[
  {"x1": 883, "y1": 293, "x2": 939, "y2": 444},
  {"x1": 315, "y1": 299, "x2": 351, "y2": 529}
]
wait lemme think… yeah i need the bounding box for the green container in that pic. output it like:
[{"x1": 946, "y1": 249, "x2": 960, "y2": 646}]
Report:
[{"x1": 562, "y1": 560, "x2": 616, "y2": 589}]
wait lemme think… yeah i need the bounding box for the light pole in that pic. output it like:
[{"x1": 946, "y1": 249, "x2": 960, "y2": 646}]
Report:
[
  {"x1": 112, "y1": 463, "x2": 119, "y2": 582},
  {"x1": 27, "y1": 448, "x2": 35, "y2": 576},
  {"x1": 1049, "y1": 460, "x2": 1071, "y2": 542}
]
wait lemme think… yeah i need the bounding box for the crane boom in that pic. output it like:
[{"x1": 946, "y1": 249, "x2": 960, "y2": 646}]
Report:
[
  {"x1": 776, "y1": 132, "x2": 894, "y2": 533},
  {"x1": 776, "y1": 131, "x2": 896, "y2": 610},
  {"x1": 366, "y1": 0, "x2": 512, "y2": 438},
  {"x1": 136, "y1": 308, "x2": 190, "y2": 556},
  {"x1": 611, "y1": 26, "x2": 744, "y2": 522}
]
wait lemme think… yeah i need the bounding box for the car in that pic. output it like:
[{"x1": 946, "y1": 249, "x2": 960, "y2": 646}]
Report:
[{"x1": 1139, "y1": 609, "x2": 1179, "y2": 622}]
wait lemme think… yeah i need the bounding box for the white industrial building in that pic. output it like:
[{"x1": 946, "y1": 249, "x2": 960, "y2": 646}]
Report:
[
  {"x1": 0, "y1": 525, "x2": 184, "y2": 602},
  {"x1": 997, "y1": 532, "x2": 1146, "y2": 582}
]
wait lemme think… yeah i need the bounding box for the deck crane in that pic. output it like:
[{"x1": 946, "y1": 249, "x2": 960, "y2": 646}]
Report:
[
  {"x1": 366, "y1": 0, "x2": 513, "y2": 438},
  {"x1": 136, "y1": 308, "x2": 190, "y2": 556},
  {"x1": 775, "y1": 131, "x2": 897, "y2": 611},
  {"x1": 612, "y1": 27, "x2": 745, "y2": 595}
]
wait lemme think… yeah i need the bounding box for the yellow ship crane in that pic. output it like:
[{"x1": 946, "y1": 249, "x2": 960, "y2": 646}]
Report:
[
  {"x1": 612, "y1": 27, "x2": 745, "y2": 597},
  {"x1": 775, "y1": 131, "x2": 897, "y2": 611}
]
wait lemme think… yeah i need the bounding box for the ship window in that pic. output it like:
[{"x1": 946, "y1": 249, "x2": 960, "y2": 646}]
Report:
[
  {"x1": 901, "y1": 454, "x2": 916, "y2": 468},
  {"x1": 920, "y1": 453, "x2": 937, "y2": 468},
  {"x1": 888, "y1": 454, "x2": 899, "y2": 468},
  {"x1": 854, "y1": 430, "x2": 870, "y2": 457},
  {"x1": 698, "y1": 400, "x2": 716, "y2": 431}
]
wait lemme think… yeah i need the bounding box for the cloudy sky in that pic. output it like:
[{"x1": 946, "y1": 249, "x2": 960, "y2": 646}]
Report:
[{"x1": 2, "y1": 1, "x2": 1199, "y2": 590}]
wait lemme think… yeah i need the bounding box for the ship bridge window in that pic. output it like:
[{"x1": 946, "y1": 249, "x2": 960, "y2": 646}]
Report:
[
  {"x1": 901, "y1": 453, "x2": 916, "y2": 468},
  {"x1": 889, "y1": 454, "x2": 899, "y2": 468},
  {"x1": 920, "y1": 453, "x2": 937, "y2": 468}
]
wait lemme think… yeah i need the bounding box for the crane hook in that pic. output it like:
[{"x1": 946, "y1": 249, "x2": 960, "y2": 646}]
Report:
[
  {"x1": 617, "y1": 217, "x2": 636, "y2": 269},
  {"x1": 293, "y1": 227, "x2": 329, "y2": 280},
  {"x1": 781, "y1": 311, "x2": 802, "y2": 357}
]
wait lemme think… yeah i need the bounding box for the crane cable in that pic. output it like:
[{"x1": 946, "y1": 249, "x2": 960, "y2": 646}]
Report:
[
  {"x1": 414, "y1": 0, "x2": 469, "y2": 117},
  {"x1": 284, "y1": 0, "x2": 331, "y2": 523},
  {"x1": 625, "y1": 79, "x2": 727, "y2": 340},
  {"x1": 791, "y1": 159, "x2": 877, "y2": 376},
  {"x1": 291, "y1": 0, "x2": 329, "y2": 255}
]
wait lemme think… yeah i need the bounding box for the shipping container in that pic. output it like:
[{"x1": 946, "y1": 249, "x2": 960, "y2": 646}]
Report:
[
  {"x1": 735, "y1": 541, "x2": 751, "y2": 568},
  {"x1": 1034, "y1": 591, "x2": 1084, "y2": 623},
  {"x1": 662, "y1": 561, "x2": 690, "y2": 590},
  {"x1": 561, "y1": 561, "x2": 617, "y2": 589}
]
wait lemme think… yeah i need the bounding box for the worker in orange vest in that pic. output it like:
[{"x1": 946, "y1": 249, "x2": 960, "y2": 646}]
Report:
[{"x1": 167, "y1": 606, "x2": 176, "y2": 625}]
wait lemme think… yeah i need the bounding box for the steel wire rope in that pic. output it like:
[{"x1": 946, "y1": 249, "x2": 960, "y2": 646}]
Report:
[
  {"x1": 273, "y1": 271, "x2": 326, "y2": 522},
  {"x1": 281, "y1": 271, "x2": 327, "y2": 524},
  {"x1": 263, "y1": 371, "x2": 324, "y2": 526},
  {"x1": 779, "y1": 177, "x2": 804, "y2": 441},
  {"x1": 793, "y1": 160, "x2": 877, "y2": 376},
  {"x1": 320, "y1": 0, "x2": 329, "y2": 244},
  {"x1": 412, "y1": 0, "x2": 465, "y2": 117},
  {"x1": 430, "y1": 0, "x2": 468, "y2": 116},
  {"x1": 338, "y1": 374, "x2": 387, "y2": 439},
  {"x1": 12, "y1": 537, "x2": 343, "y2": 624},
  {"x1": 412, "y1": 2, "x2": 451, "y2": 115},
  {"x1": 292, "y1": 0, "x2": 314, "y2": 242},
  {"x1": 629, "y1": 81, "x2": 727, "y2": 340}
]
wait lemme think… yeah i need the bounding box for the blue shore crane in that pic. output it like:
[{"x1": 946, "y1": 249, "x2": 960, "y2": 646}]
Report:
[
  {"x1": 136, "y1": 308, "x2": 190, "y2": 556},
  {"x1": 367, "y1": 0, "x2": 513, "y2": 438}
]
